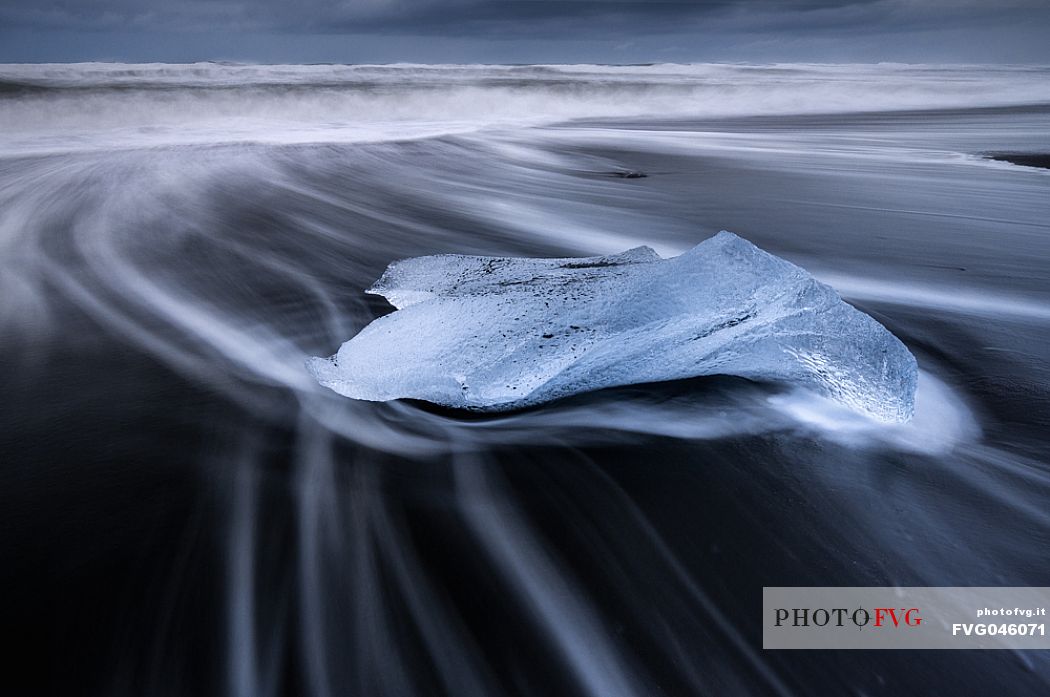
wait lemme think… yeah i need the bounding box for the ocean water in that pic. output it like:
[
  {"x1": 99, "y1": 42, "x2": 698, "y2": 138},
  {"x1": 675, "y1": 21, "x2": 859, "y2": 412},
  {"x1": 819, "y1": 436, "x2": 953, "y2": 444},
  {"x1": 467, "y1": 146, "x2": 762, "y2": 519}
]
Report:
[{"x1": 2, "y1": 63, "x2": 1050, "y2": 696}]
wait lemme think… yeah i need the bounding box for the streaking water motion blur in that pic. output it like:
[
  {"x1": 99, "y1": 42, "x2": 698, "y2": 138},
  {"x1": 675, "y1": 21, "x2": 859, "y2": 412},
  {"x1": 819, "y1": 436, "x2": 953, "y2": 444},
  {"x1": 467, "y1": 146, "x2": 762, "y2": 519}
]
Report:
[{"x1": 2, "y1": 63, "x2": 1050, "y2": 697}]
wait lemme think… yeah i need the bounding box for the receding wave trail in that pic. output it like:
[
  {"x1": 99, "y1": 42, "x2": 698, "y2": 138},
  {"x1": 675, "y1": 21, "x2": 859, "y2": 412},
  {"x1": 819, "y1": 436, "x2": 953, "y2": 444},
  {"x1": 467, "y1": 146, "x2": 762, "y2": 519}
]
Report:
[
  {"x1": 3, "y1": 65, "x2": 1050, "y2": 697},
  {"x1": 818, "y1": 273, "x2": 1050, "y2": 323},
  {"x1": 0, "y1": 142, "x2": 979, "y2": 455}
]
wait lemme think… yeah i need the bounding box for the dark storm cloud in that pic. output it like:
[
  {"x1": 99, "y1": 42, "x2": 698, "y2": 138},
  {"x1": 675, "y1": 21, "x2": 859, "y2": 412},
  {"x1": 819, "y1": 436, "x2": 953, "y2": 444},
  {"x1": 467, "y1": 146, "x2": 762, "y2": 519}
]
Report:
[
  {"x1": 0, "y1": 0, "x2": 1048, "y2": 62},
  {"x1": 0, "y1": 0, "x2": 1022, "y2": 35},
  {"x1": 331, "y1": 1, "x2": 887, "y2": 37}
]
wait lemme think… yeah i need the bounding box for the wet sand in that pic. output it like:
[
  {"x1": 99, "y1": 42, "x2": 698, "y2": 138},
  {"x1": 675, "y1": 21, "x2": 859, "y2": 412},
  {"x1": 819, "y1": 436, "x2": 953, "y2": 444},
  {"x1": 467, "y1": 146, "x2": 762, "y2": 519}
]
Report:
[{"x1": 3, "y1": 93, "x2": 1050, "y2": 696}]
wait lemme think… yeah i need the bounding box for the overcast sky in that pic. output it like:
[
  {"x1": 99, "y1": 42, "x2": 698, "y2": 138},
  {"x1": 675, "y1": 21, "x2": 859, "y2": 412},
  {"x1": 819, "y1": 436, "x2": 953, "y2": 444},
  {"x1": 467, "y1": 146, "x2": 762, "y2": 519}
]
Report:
[{"x1": 1, "y1": 0, "x2": 1048, "y2": 63}]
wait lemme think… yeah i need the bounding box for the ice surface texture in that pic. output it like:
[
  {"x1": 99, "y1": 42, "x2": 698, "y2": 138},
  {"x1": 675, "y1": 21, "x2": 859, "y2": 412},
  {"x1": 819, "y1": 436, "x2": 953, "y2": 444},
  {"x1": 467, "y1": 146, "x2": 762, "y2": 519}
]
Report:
[{"x1": 308, "y1": 232, "x2": 918, "y2": 423}]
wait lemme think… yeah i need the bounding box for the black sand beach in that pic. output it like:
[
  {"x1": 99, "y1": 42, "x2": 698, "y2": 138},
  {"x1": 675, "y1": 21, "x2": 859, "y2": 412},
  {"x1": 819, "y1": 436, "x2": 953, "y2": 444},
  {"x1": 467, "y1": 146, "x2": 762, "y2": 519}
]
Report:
[{"x1": 2, "y1": 65, "x2": 1050, "y2": 697}]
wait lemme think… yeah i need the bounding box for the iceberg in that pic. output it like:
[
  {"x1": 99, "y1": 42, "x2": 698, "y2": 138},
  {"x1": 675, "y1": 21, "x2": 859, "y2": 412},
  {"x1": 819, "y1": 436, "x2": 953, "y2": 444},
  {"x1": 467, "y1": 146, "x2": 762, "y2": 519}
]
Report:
[{"x1": 308, "y1": 232, "x2": 918, "y2": 423}]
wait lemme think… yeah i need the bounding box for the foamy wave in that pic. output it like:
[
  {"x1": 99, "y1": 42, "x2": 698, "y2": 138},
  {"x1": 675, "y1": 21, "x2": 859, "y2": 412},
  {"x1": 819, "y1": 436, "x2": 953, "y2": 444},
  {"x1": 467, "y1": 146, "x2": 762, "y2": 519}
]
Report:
[{"x1": 2, "y1": 63, "x2": 1050, "y2": 155}]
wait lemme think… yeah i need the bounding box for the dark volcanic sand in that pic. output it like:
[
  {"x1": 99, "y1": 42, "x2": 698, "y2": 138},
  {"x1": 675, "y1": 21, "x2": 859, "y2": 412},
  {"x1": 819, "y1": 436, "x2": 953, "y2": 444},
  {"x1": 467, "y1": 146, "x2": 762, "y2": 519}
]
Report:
[
  {"x1": 3, "y1": 100, "x2": 1050, "y2": 697},
  {"x1": 986, "y1": 152, "x2": 1050, "y2": 169}
]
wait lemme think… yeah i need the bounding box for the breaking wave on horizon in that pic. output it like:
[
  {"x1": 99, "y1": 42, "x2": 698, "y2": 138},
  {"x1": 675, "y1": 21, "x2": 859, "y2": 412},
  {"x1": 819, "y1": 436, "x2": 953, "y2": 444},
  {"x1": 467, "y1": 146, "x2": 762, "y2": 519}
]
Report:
[{"x1": 3, "y1": 62, "x2": 1050, "y2": 154}]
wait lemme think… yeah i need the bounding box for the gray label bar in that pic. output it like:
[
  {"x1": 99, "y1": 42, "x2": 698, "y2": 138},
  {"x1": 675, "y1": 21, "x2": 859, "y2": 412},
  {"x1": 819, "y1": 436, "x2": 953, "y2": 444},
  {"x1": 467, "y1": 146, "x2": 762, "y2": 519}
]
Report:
[{"x1": 763, "y1": 587, "x2": 1050, "y2": 649}]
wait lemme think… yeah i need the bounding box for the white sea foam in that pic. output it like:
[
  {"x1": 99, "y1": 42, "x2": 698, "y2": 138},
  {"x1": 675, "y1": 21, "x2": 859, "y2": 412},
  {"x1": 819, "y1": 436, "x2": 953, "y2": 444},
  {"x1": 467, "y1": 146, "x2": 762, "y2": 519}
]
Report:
[
  {"x1": 768, "y1": 370, "x2": 980, "y2": 454},
  {"x1": 3, "y1": 63, "x2": 1050, "y2": 155}
]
